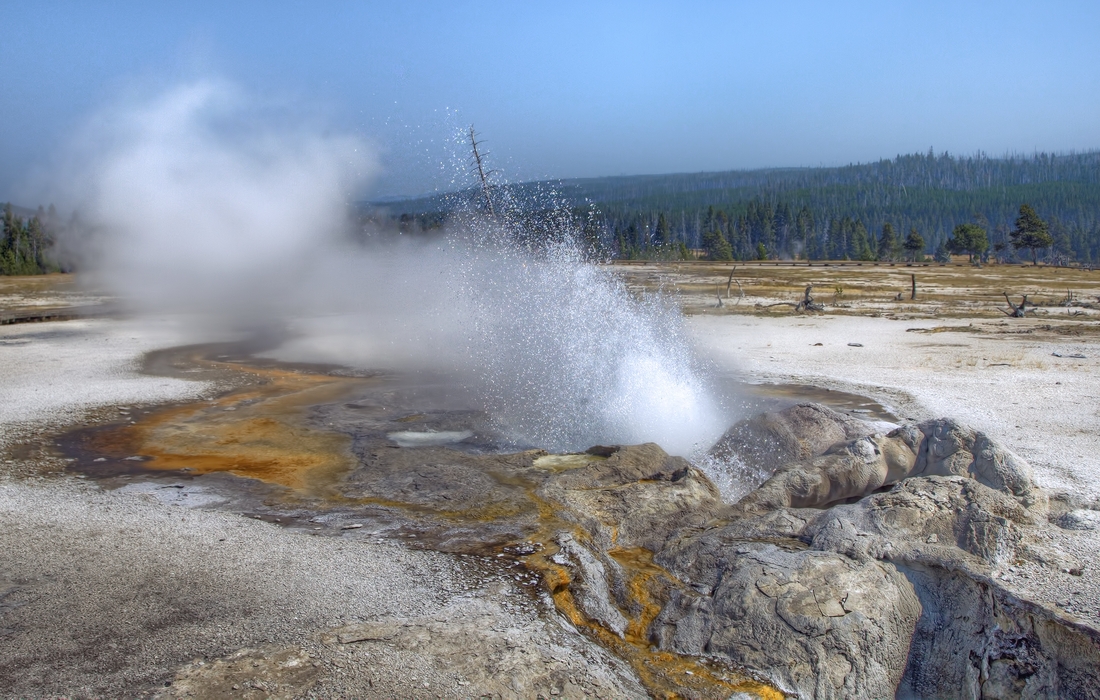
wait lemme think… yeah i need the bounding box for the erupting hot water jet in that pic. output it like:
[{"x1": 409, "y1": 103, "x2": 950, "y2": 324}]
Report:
[
  {"x1": 412, "y1": 127, "x2": 735, "y2": 456},
  {"x1": 449, "y1": 232, "x2": 729, "y2": 455}
]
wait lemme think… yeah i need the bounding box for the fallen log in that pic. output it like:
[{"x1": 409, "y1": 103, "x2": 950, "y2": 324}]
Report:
[
  {"x1": 795, "y1": 284, "x2": 824, "y2": 312},
  {"x1": 1001, "y1": 292, "x2": 1031, "y2": 318}
]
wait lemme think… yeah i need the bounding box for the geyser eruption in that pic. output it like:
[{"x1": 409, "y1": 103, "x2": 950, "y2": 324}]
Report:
[
  {"x1": 447, "y1": 217, "x2": 727, "y2": 455},
  {"x1": 57, "y1": 81, "x2": 733, "y2": 457}
]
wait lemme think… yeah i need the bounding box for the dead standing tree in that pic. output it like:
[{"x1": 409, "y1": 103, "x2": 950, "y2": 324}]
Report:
[
  {"x1": 717, "y1": 266, "x2": 745, "y2": 307},
  {"x1": 726, "y1": 266, "x2": 745, "y2": 301},
  {"x1": 468, "y1": 126, "x2": 496, "y2": 219}
]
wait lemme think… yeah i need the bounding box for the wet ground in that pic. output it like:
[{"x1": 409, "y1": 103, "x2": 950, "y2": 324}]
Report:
[
  {"x1": 59, "y1": 339, "x2": 893, "y2": 545},
  {"x1": 48, "y1": 337, "x2": 904, "y2": 698},
  {"x1": 742, "y1": 382, "x2": 897, "y2": 423}
]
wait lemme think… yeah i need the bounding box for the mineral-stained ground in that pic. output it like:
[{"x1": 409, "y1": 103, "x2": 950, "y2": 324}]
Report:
[{"x1": 3, "y1": 268, "x2": 1100, "y2": 699}]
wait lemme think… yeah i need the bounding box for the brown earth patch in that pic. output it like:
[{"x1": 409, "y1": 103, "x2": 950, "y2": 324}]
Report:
[{"x1": 84, "y1": 358, "x2": 368, "y2": 498}]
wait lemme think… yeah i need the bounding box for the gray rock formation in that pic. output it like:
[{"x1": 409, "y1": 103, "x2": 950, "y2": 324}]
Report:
[
  {"x1": 736, "y1": 415, "x2": 1043, "y2": 514},
  {"x1": 654, "y1": 539, "x2": 921, "y2": 699},
  {"x1": 803, "y1": 477, "x2": 1099, "y2": 698},
  {"x1": 536, "y1": 407, "x2": 1100, "y2": 699},
  {"x1": 708, "y1": 402, "x2": 874, "y2": 475},
  {"x1": 539, "y1": 443, "x2": 724, "y2": 553}
]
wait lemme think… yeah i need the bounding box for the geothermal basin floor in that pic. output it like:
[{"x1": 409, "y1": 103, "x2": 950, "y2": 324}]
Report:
[{"x1": 3, "y1": 311, "x2": 1100, "y2": 697}]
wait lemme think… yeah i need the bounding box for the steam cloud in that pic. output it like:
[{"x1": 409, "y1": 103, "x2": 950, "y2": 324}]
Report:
[
  {"x1": 57, "y1": 81, "x2": 734, "y2": 456},
  {"x1": 60, "y1": 80, "x2": 370, "y2": 320}
]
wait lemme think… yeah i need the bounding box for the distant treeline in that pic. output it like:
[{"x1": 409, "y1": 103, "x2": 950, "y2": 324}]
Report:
[
  {"x1": 373, "y1": 150, "x2": 1100, "y2": 265},
  {"x1": 1, "y1": 203, "x2": 61, "y2": 275}
]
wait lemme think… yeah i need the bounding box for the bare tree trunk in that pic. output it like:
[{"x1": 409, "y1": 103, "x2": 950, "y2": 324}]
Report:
[
  {"x1": 725, "y1": 266, "x2": 744, "y2": 303},
  {"x1": 469, "y1": 126, "x2": 495, "y2": 219}
]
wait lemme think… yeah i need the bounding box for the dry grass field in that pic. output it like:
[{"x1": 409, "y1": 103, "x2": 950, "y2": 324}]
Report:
[
  {"x1": 0, "y1": 274, "x2": 109, "y2": 323},
  {"x1": 0, "y1": 274, "x2": 81, "y2": 309},
  {"x1": 613, "y1": 260, "x2": 1100, "y2": 322}
]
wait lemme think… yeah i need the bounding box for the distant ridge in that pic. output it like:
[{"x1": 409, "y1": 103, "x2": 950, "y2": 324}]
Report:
[
  {"x1": 369, "y1": 149, "x2": 1100, "y2": 214},
  {"x1": 367, "y1": 150, "x2": 1100, "y2": 263},
  {"x1": 1, "y1": 203, "x2": 42, "y2": 220}
]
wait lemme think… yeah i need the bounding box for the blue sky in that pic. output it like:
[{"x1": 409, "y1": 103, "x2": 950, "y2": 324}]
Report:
[{"x1": 2, "y1": 1, "x2": 1098, "y2": 200}]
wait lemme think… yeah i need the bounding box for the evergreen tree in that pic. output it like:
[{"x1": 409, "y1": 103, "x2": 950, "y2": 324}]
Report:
[
  {"x1": 849, "y1": 221, "x2": 874, "y2": 260},
  {"x1": 2, "y1": 204, "x2": 26, "y2": 275},
  {"x1": 903, "y1": 228, "x2": 925, "y2": 261},
  {"x1": 701, "y1": 229, "x2": 733, "y2": 260},
  {"x1": 626, "y1": 223, "x2": 640, "y2": 253},
  {"x1": 946, "y1": 223, "x2": 989, "y2": 263},
  {"x1": 26, "y1": 216, "x2": 44, "y2": 269},
  {"x1": 732, "y1": 215, "x2": 748, "y2": 259},
  {"x1": 654, "y1": 212, "x2": 671, "y2": 248},
  {"x1": 774, "y1": 201, "x2": 791, "y2": 253},
  {"x1": 1049, "y1": 216, "x2": 1074, "y2": 265},
  {"x1": 1, "y1": 203, "x2": 58, "y2": 275},
  {"x1": 877, "y1": 222, "x2": 898, "y2": 261},
  {"x1": 615, "y1": 232, "x2": 631, "y2": 259},
  {"x1": 745, "y1": 200, "x2": 775, "y2": 253},
  {"x1": 386, "y1": 150, "x2": 1100, "y2": 263},
  {"x1": 795, "y1": 206, "x2": 814, "y2": 259},
  {"x1": 1010, "y1": 204, "x2": 1053, "y2": 265},
  {"x1": 827, "y1": 218, "x2": 846, "y2": 259}
]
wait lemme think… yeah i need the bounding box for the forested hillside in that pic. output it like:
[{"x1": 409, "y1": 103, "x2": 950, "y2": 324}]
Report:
[
  {"x1": 376, "y1": 150, "x2": 1100, "y2": 264},
  {"x1": 1, "y1": 203, "x2": 60, "y2": 275}
]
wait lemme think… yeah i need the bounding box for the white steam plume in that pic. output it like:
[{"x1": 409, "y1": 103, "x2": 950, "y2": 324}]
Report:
[{"x1": 62, "y1": 80, "x2": 371, "y2": 321}]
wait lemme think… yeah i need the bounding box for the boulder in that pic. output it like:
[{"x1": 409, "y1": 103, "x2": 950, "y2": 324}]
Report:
[
  {"x1": 539, "y1": 443, "x2": 724, "y2": 553},
  {"x1": 912, "y1": 419, "x2": 1041, "y2": 508},
  {"x1": 708, "y1": 402, "x2": 875, "y2": 475},
  {"x1": 734, "y1": 416, "x2": 1041, "y2": 513},
  {"x1": 735, "y1": 430, "x2": 920, "y2": 513},
  {"x1": 653, "y1": 539, "x2": 920, "y2": 700},
  {"x1": 804, "y1": 475, "x2": 1035, "y2": 568}
]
